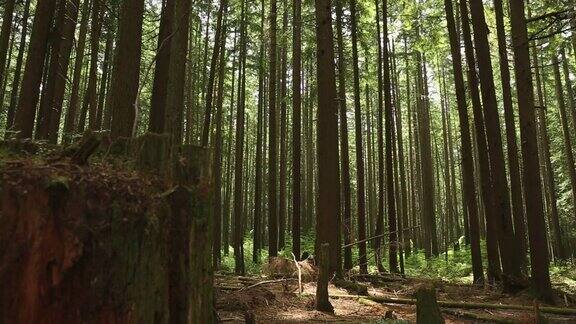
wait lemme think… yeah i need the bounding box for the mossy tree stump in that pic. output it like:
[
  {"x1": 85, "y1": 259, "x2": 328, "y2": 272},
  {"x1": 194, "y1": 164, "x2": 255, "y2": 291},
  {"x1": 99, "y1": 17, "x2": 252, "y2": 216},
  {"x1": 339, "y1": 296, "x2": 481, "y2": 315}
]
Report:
[
  {"x1": 416, "y1": 284, "x2": 445, "y2": 324},
  {"x1": 172, "y1": 145, "x2": 214, "y2": 323}
]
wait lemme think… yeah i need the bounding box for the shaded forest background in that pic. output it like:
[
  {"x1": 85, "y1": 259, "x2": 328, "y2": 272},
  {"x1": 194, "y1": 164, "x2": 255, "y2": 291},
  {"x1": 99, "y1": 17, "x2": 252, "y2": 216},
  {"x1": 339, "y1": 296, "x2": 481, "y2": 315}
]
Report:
[{"x1": 0, "y1": 0, "x2": 576, "y2": 306}]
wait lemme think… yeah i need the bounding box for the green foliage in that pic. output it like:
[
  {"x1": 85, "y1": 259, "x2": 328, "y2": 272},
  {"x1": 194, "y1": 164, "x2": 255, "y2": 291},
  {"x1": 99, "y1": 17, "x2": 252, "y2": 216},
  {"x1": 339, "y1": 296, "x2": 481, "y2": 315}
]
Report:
[{"x1": 220, "y1": 235, "x2": 576, "y2": 294}]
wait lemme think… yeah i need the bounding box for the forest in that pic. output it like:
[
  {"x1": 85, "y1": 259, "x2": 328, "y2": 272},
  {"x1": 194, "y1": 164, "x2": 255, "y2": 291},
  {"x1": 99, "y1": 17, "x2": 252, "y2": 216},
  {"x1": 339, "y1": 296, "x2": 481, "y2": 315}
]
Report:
[{"x1": 0, "y1": 0, "x2": 576, "y2": 322}]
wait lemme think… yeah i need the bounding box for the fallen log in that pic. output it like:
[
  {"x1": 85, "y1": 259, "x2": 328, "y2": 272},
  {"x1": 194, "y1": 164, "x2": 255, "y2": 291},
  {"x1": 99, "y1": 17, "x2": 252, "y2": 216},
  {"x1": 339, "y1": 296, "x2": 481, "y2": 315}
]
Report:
[
  {"x1": 304, "y1": 293, "x2": 576, "y2": 316},
  {"x1": 442, "y1": 309, "x2": 515, "y2": 324}
]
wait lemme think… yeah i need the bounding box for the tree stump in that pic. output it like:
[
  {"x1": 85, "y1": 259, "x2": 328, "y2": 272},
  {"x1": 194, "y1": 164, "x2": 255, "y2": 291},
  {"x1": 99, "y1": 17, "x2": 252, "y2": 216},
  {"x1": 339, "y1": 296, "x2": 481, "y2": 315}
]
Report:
[
  {"x1": 416, "y1": 284, "x2": 445, "y2": 324},
  {"x1": 134, "y1": 133, "x2": 171, "y2": 177},
  {"x1": 172, "y1": 145, "x2": 214, "y2": 323},
  {"x1": 316, "y1": 243, "x2": 334, "y2": 313}
]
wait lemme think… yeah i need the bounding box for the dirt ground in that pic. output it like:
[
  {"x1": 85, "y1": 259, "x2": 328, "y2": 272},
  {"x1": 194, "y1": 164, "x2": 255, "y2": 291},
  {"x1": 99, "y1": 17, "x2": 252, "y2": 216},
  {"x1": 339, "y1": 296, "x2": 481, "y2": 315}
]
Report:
[{"x1": 215, "y1": 273, "x2": 576, "y2": 323}]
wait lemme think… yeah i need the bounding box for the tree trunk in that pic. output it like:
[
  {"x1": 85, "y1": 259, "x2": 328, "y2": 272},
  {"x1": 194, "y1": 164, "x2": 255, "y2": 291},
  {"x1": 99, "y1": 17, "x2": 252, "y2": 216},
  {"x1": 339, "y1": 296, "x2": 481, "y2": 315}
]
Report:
[
  {"x1": 5, "y1": 0, "x2": 31, "y2": 131},
  {"x1": 292, "y1": 0, "x2": 303, "y2": 260},
  {"x1": 268, "y1": 0, "x2": 279, "y2": 258},
  {"x1": 12, "y1": 0, "x2": 57, "y2": 139},
  {"x1": 0, "y1": 0, "x2": 16, "y2": 95},
  {"x1": 34, "y1": 0, "x2": 68, "y2": 140},
  {"x1": 278, "y1": 0, "x2": 288, "y2": 250},
  {"x1": 493, "y1": 0, "x2": 528, "y2": 269},
  {"x1": 553, "y1": 55, "x2": 576, "y2": 254},
  {"x1": 233, "y1": 0, "x2": 247, "y2": 275},
  {"x1": 212, "y1": 13, "x2": 228, "y2": 269},
  {"x1": 148, "y1": 0, "x2": 175, "y2": 133},
  {"x1": 417, "y1": 52, "x2": 437, "y2": 258},
  {"x1": 533, "y1": 44, "x2": 565, "y2": 261},
  {"x1": 163, "y1": 0, "x2": 192, "y2": 146},
  {"x1": 460, "y1": 0, "x2": 501, "y2": 283},
  {"x1": 373, "y1": 0, "x2": 386, "y2": 273},
  {"x1": 314, "y1": 0, "x2": 341, "y2": 275},
  {"x1": 200, "y1": 0, "x2": 227, "y2": 145},
  {"x1": 444, "y1": 0, "x2": 483, "y2": 284},
  {"x1": 382, "y1": 0, "x2": 398, "y2": 272},
  {"x1": 94, "y1": 16, "x2": 115, "y2": 131},
  {"x1": 468, "y1": 0, "x2": 522, "y2": 287},
  {"x1": 80, "y1": 0, "x2": 103, "y2": 132},
  {"x1": 63, "y1": 0, "x2": 91, "y2": 141},
  {"x1": 509, "y1": 0, "x2": 553, "y2": 301}
]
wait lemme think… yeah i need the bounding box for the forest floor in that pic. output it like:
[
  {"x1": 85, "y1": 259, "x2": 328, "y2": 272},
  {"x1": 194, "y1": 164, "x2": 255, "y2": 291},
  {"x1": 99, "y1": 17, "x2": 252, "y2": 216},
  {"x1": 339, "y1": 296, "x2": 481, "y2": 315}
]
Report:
[{"x1": 215, "y1": 272, "x2": 576, "y2": 323}]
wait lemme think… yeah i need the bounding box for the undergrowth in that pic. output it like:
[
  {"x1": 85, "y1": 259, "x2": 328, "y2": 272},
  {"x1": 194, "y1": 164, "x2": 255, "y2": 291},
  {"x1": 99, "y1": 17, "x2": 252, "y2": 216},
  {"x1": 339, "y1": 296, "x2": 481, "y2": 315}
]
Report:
[{"x1": 220, "y1": 234, "x2": 576, "y2": 291}]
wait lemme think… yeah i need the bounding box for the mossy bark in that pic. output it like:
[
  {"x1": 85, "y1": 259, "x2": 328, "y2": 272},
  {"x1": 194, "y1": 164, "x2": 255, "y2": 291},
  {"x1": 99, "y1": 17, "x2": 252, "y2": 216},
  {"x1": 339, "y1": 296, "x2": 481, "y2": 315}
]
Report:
[{"x1": 416, "y1": 284, "x2": 444, "y2": 324}]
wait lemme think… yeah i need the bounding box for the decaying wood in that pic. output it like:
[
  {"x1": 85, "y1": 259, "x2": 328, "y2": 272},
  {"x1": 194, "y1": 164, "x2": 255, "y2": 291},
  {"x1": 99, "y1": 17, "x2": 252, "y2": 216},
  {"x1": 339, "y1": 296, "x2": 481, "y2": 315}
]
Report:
[
  {"x1": 238, "y1": 278, "x2": 296, "y2": 291},
  {"x1": 350, "y1": 273, "x2": 406, "y2": 283},
  {"x1": 416, "y1": 284, "x2": 445, "y2": 323},
  {"x1": 306, "y1": 293, "x2": 576, "y2": 316},
  {"x1": 442, "y1": 309, "x2": 515, "y2": 324},
  {"x1": 59, "y1": 131, "x2": 102, "y2": 164},
  {"x1": 333, "y1": 278, "x2": 369, "y2": 296},
  {"x1": 292, "y1": 252, "x2": 303, "y2": 294}
]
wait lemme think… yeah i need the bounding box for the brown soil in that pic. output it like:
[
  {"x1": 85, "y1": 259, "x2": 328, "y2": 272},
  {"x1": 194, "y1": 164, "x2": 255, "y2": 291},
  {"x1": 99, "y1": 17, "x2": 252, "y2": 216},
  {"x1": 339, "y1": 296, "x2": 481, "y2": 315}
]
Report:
[{"x1": 215, "y1": 274, "x2": 576, "y2": 323}]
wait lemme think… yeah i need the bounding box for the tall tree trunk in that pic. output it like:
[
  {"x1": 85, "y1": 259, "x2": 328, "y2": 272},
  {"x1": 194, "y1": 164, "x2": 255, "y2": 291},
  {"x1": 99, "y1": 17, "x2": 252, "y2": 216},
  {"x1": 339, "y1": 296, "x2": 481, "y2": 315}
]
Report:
[
  {"x1": 381, "y1": 0, "x2": 398, "y2": 272},
  {"x1": 34, "y1": 0, "x2": 68, "y2": 140},
  {"x1": 509, "y1": 0, "x2": 553, "y2": 301},
  {"x1": 95, "y1": 16, "x2": 115, "y2": 131},
  {"x1": 200, "y1": 0, "x2": 227, "y2": 145},
  {"x1": 63, "y1": 0, "x2": 92, "y2": 141},
  {"x1": 292, "y1": 0, "x2": 303, "y2": 260},
  {"x1": 560, "y1": 48, "x2": 576, "y2": 218},
  {"x1": 553, "y1": 55, "x2": 576, "y2": 239},
  {"x1": 533, "y1": 45, "x2": 565, "y2": 261},
  {"x1": 81, "y1": 0, "x2": 103, "y2": 132},
  {"x1": 468, "y1": 0, "x2": 522, "y2": 287},
  {"x1": 268, "y1": 0, "x2": 279, "y2": 258},
  {"x1": 5, "y1": 0, "x2": 31, "y2": 131},
  {"x1": 493, "y1": 0, "x2": 528, "y2": 269},
  {"x1": 417, "y1": 52, "x2": 437, "y2": 258},
  {"x1": 278, "y1": 0, "x2": 288, "y2": 250},
  {"x1": 460, "y1": 0, "x2": 501, "y2": 283},
  {"x1": 444, "y1": 0, "x2": 484, "y2": 285},
  {"x1": 109, "y1": 0, "x2": 145, "y2": 139},
  {"x1": 148, "y1": 0, "x2": 176, "y2": 133},
  {"x1": 350, "y1": 0, "x2": 369, "y2": 275},
  {"x1": 223, "y1": 31, "x2": 238, "y2": 256},
  {"x1": 314, "y1": 0, "x2": 341, "y2": 276},
  {"x1": 233, "y1": 0, "x2": 247, "y2": 275},
  {"x1": 212, "y1": 13, "x2": 228, "y2": 269},
  {"x1": 13, "y1": 0, "x2": 57, "y2": 139},
  {"x1": 373, "y1": 0, "x2": 386, "y2": 273},
  {"x1": 394, "y1": 42, "x2": 410, "y2": 258},
  {"x1": 0, "y1": 0, "x2": 16, "y2": 95}
]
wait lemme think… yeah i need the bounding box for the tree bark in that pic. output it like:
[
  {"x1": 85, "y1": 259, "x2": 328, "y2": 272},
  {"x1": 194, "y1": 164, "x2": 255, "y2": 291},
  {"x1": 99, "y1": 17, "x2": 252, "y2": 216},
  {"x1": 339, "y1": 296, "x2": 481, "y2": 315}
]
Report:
[
  {"x1": 5, "y1": 0, "x2": 30, "y2": 131},
  {"x1": 292, "y1": 0, "x2": 303, "y2": 260},
  {"x1": 63, "y1": 0, "x2": 92, "y2": 141},
  {"x1": 278, "y1": 0, "x2": 288, "y2": 250},
  {"x1": 200, "y1": 0, "x2": 227, "y2": 145},
  {"x1": 233, "y1": 0, "x2": 247, "y2": 275},
  {"x1": 382, "y1": 0, "x2": 398, "y2": 272},
  {"x1": 314, "y1": 0, "x2": 341, "y2": 275},
  {"x1": 443, "y1": 0, "x2": 483, "y2": 284},
  {"x1": 509, "y1": 0, "x2": 553, "y2": 301},
  {"x1": 0, "y1": 0, "x2": 16, "y2": 95},
  {"x1": 148, "y1": 0, "x2": 175, "y2": 134},
  {"x1": 373, "y1": 0, "x2": 386, "y2": 273},
  {"x1": 12, "y1": 0, "x2": 57, "y2": 139},
  {"x1": 460, "y1": 0, "x2": 501, "y2": 282},
  {"x1": 493, "y1": 0, "x2": 528, "y2": 269},
  {"x1": 468, "y1": 0, "x2": 522, "y2": 287}
]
